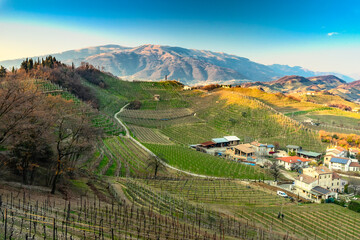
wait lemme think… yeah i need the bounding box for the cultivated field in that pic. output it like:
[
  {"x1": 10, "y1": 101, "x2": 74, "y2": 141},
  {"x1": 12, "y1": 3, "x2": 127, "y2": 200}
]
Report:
[
  {"x1": 128, "y1": 125, "x2": 173, "y2": 144},
  {"x1": 144, "y1": 143, "x2": 270, "y2": 180}
]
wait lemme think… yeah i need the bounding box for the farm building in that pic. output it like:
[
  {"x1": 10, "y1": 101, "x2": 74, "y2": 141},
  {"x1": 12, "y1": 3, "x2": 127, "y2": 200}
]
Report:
[
  {"x1": 225, "y1": 144, "x2": 255, "y2": 161},
  {"x1": 183, "y1": 85, "x2": 192, "y2": 90},
  {"x1": 211, "y1": 138, "x2": 229, "y2": 147},
  {"x1": 286, "y1": 145, "x2": 301, "y2": 154},
  {"x1": 223, "y1": 136, "x2": 240, "y2": 146},
  {"x1": 251, "y1": 141, "x2": 275, "y2": 156},
  {"x1": 294, "y1": 166, "x2": 346, "y2": 202},
  {"x1": 277, "y1": 156, "x2": 311, "y2": 170},
  {"x1": 199, "y1": 141, "x2": 216, "y2": 149},
  {"x1": 297, "y1": 150, "x2": 322, "y2": 161}
]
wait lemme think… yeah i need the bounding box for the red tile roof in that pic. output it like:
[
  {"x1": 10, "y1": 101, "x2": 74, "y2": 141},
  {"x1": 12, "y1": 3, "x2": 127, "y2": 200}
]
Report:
[
  {"x1": 349, "y1": 162, "x2": 360, "y2": 167},
  {"x1": 332, "y1": 172, "x2": 340, "y2": 179},
  {"x1": 201, "y1": 141, "x2": 215, "y2": 146},
  {"x1": 277, "y1": 156, "x2": 311, "y2": 163}
]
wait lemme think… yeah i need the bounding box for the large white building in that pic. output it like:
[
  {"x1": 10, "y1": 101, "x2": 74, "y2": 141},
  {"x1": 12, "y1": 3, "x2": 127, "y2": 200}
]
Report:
[{"x1": 294, "y1": 166, "x2": 347, "y2": 202}]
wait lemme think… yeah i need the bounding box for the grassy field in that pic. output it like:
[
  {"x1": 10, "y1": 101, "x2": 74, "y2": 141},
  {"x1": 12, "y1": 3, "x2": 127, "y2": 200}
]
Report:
[{"x1": 144, "y1": 143, "x2": 271, "y2": 180}]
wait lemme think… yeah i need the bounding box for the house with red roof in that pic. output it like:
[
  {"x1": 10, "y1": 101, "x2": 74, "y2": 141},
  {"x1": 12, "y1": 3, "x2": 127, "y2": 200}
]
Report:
[
  {"x1": 276, "y1": 156, "x2": 311, "y2": 170},
  {"x1": 349, "y1": 162, "x2": 360, "y2": 172}
]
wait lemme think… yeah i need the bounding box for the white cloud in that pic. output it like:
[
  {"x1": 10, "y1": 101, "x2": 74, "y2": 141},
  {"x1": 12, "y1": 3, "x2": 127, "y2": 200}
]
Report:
[{"x1": 327, "y1": 32, "x2": 339, "y2": 37}]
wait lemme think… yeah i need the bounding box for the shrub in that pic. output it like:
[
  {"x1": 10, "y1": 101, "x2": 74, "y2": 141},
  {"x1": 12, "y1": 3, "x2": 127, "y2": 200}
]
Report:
[
  {"x1": 348, "y1": 201, "x2": 360, "y2": 212},
  {"x1": 127, "y1": 100, "x2": 142, "y2": 110}
]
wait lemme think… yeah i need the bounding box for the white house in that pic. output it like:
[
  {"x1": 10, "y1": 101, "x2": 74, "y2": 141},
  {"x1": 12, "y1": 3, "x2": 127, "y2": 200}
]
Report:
[
  {"x1": 328, "y1": 157, "x2": 351, "y2": 172},
  {"x1": 183, "y1": 85, "x2": 192, "y2": 90},
  {"x1": 324, "y1": 146, "x2": 348, "y2": 166},
  {"x1": 276, "y1": 156, "x2": 311, "y2": 170},
  {"x1": 251, "y1": 141, "x2": 275, "y2": 156}
]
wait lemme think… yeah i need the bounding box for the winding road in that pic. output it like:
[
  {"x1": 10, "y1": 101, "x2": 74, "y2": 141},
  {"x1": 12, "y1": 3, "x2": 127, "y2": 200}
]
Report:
[{"x1": 114, "y1": 104, "x2": 220, "y2": 178}]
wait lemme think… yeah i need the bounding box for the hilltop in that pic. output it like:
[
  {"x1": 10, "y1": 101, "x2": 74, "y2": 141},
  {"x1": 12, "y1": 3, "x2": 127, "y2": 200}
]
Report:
[{"x1": 243, "y1": 75, "x2": 347, "y2": 93}]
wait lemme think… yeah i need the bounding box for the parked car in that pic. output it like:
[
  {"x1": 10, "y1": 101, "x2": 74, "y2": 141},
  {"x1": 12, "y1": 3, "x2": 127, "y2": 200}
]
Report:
[{"x1": 277, "y1": 191, "x2": 288, "y2": 198}]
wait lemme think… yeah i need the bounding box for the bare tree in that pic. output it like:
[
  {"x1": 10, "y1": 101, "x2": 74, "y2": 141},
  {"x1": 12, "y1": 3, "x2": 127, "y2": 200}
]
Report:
[
  {"x1": 50, "y1": 103, "x2": 96, "y2": 194},
  {"x1": 0, "y1": 79, "x2": 41, "y2": 145},
  {"x1": 270, "y1": 161, "x2": 282, "y2": 182},
  {"x1": 146, "y1": 155, "x2": 167, "y2": 179}
]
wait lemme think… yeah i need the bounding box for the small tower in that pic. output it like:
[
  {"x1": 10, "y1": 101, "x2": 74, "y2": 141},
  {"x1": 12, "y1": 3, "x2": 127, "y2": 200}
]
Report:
[{"x1": 165, "y1": 75, "x2": 168, "y2": 81}]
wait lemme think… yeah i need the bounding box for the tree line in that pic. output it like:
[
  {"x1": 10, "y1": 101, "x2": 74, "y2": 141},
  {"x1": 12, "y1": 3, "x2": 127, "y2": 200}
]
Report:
[{"x1": 0, "y1": 58, "x2": 105, "y2": 194}]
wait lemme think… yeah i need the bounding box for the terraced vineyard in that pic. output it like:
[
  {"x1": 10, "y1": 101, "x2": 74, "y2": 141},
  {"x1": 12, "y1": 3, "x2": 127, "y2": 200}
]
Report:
[
  {"x1": 102, "y1": 136, "x2": 150, "y2": 177},
  {"x1": 138, "y1": 179, "x2": 290, "y2": 206},
  {"x1": 126, "y1": 178, "x2": 360, "y2": 240},
  {"x1": 128, "y1": 125, "x2": 173, "y2": 144},
  {"x1": 144, "y1": 143, "x2": 271, "y2": 180},
  {"x1": 118, "y1": 178, "x2": 293, "y2": 240},
  {"x1": 236, "y1": 204, "x2": 360, "y2": 240},
  {"x1": 0, "y1": 185, "x2": 239, "y2": 239},
  {"x1": 119, "y1": 108, "x2": 201, "y2": 128},
  {"x1": 161, "y1": 123, "x2": 227, "y2": 144}
]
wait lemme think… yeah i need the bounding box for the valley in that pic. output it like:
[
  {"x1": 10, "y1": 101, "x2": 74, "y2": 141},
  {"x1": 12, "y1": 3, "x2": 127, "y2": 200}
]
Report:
[{"x1": 1, "y1": 59, "x2": 360, "y2": 239}]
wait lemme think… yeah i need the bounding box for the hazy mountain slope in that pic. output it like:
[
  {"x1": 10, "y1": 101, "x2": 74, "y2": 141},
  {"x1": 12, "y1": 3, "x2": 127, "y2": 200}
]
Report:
[
  {"x1": 268, "y1": 64, "x2": 354, "y2": 82},
  {"x1": 85, "y1": 44, "x2": 278, "y2": 83},
  {"x1": 0, "y1": 44, "x2": 354, "y2": 83},
  {"x1": 330, "y1": 80, "x2": 360, "y2": 101},
  {"x1": 242, "y1": 75, "x2": 347, "y2": 93},
  {"x1": 0, "y1": 45, "x2": 130, "y2": 69}
]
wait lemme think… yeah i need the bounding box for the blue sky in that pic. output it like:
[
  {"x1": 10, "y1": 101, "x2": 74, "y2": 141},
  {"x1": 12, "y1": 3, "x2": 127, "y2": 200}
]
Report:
[{"x1": 1, "y1": 0, "x2": 360, "y2": 77}]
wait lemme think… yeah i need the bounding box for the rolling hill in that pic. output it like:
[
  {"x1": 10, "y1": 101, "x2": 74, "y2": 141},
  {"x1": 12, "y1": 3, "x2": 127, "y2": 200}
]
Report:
[{"x1": 242, "y1": 75, "x2": 347, "y2": 93}]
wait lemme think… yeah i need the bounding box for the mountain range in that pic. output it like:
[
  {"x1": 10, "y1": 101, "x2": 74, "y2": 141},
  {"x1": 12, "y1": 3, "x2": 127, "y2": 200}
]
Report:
[
  {"x1": 0, "y1": 44, "x2": 354, "y2": 84},
  {"x1": 242, "y1": 75, "x2": 360, "y2": 102}
]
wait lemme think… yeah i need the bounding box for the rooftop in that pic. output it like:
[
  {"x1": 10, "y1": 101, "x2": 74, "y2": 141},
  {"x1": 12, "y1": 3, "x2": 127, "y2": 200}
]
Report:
[
  {"x1": 297, "y1": 150, "x2": 322, "y2": 157},
  {"x1": 330, "y1": 157, "x2": 350, "y2": 165},
  {"x1": 286, "y1": 145, "x2": 300, "y2": 149},
  {"x1": 314, "y1": 166, "x2": 332, "y2": 174},
  {"x1": 235, "y1": 144, "x2": 255, "y2": 154},
  {"x1": 212, "y1": 138, "x2": 229, "y2": 143},
  {"x1": 223, "y1": 136, "x2": 240, "y2": 141},
  {"x1": 296, "y1": 174, "x2": 316, "y2": 184},
  {"x1": 201, "y1": 141, "x2": 215, "y2": 147},
  {"x1": 311, "y1": 186, "x2": 331, "y2": 196},
  {"x1": 277, "y1": 156, "x2": 311, "y2": 163},
  {"x1": 350, "y1": 162, "x2": 360, "y2": 167}
]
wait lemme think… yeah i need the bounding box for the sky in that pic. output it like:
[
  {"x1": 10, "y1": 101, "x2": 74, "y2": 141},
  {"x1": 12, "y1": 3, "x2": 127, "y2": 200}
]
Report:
[{"x1": 0, "y1": 0, "x2": 360, "y2": 77}]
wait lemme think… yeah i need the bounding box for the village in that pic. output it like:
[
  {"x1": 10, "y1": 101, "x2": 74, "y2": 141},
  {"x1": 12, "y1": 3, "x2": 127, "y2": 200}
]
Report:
[{"x1": 190, "y1": 136, "x2": 360, "y2": 203}]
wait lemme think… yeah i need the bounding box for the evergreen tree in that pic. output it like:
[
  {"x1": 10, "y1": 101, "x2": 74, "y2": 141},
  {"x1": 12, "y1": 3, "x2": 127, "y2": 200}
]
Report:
[{"x1": 0, "y1": 66, "x2": 6, "y2": 77}]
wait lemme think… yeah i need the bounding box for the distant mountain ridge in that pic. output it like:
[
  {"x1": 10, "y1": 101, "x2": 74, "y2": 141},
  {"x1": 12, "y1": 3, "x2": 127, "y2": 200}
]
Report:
[
  {"x1": 242, "y1": 74, "x2": 360, "y2": 101},
  {"x1": 0, "y1": 44, "x2": 354, "y2": 84}
]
